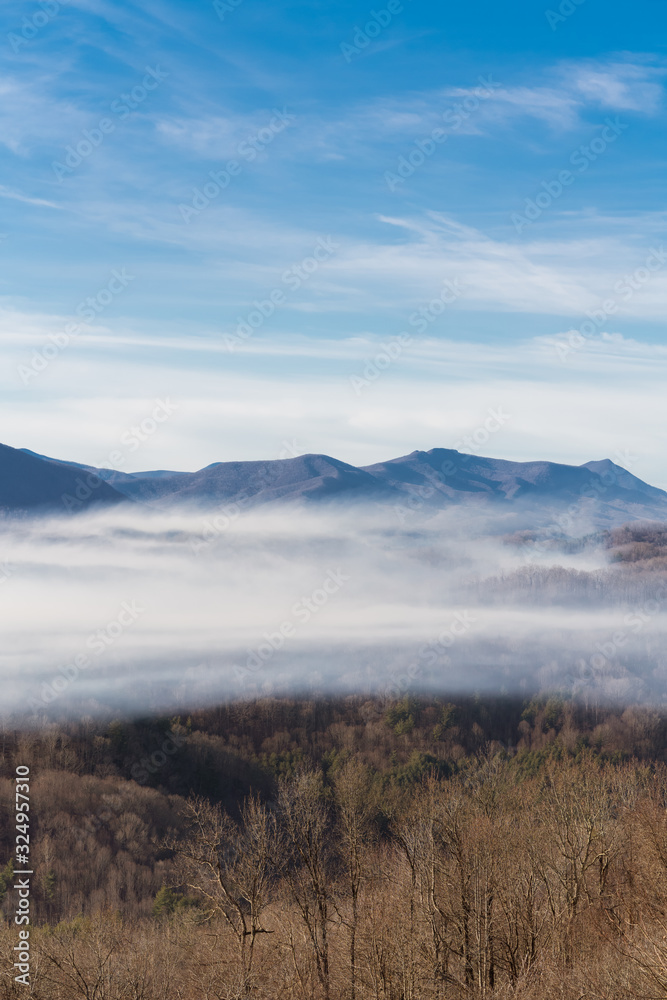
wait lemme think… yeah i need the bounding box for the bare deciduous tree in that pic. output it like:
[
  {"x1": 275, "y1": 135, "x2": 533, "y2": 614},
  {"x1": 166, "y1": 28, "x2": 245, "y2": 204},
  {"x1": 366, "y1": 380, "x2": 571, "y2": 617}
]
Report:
[{"x1": 170, "y1": 793, "x2": 277, "y2": 995}]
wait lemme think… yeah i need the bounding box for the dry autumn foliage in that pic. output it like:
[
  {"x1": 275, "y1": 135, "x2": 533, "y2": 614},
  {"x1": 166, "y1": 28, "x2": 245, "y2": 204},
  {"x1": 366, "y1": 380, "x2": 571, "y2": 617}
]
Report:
[{"x1": 2, "y1": 697, "x2": 667, "y2": 997}]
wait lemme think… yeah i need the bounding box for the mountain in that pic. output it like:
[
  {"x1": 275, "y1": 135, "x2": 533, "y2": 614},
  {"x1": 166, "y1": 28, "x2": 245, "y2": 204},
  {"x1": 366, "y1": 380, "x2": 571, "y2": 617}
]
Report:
[
  {"x1": 362, "y1": 449, "x2": 667, "y2": 520},
  {"x1": 19, "y1": 449, "x2": 188, "y2": 491},
  {"x1": 581, "y1": 459, "x2": 667, "y2": 502},
  {"x1": 116, "y1": 454, "x2": 397, "y2": 507},
  {"x1": 363, "y1": 449, "x2": 601, "y2": 500},
  {"x1": 6, "y1": 444, "x2": 667, "y2": 528},
  {"x1": 17, "y1": 450, "x2": 400, "y2": 509},
  {"x1": 0, "y1": 443, "x2": 129, "y2": 515}
]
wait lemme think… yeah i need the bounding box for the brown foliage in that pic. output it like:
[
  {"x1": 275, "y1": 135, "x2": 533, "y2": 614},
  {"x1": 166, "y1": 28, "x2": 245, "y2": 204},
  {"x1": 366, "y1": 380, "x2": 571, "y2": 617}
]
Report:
[{"x1": 6, "y1": 702, "x2": 667, "y2": 996}]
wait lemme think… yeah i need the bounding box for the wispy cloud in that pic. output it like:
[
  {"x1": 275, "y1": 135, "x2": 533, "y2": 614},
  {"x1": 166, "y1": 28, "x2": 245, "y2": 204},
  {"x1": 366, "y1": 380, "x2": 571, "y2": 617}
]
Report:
[
  {"x1": 2, "y1": 293, "x2": 667, "y2": 484},
  {"x1": 569, "y1": 59, "x2": 667, "y2": 113},
  {"x1": 0, "y1": 185, "x2": 61, "y2": 208}
]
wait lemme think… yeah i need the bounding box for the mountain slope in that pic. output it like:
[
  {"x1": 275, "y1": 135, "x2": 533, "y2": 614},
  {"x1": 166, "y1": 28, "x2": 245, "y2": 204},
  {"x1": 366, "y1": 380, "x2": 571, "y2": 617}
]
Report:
[
  {"x1": 362, "y1": 448, "x2": 664, "y2": 500},
  {"x1": 0, "y1": 444, "x2": 129, "y2": 515},
  {"x1": 361, "y1": 449, "x2": 667, "y2": 525},
  {"x1": 6, "y1": 444, "x2": 667, "y2": 528},
  {"x1": 581, "y1": 459, "x2": 667, "y2": 502},
  {"x1": 117, "y1": 454, "x2": 400, "y2": 508},
  {"x1": 19, "y1": 449, "x2": 187, "y2": 494}
]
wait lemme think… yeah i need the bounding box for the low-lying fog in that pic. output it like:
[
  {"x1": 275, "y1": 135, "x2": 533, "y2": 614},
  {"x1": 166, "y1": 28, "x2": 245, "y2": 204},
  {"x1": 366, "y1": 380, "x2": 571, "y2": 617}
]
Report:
[{"x1": 2, "y1": 505, "x2": 667, "y2": 719}]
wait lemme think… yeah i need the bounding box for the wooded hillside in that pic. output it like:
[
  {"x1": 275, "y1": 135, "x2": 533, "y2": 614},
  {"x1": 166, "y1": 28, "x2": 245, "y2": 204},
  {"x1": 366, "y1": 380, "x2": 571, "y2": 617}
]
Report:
[{"x1": 2, "y1": 696, "x2": 667, "y2": 997}]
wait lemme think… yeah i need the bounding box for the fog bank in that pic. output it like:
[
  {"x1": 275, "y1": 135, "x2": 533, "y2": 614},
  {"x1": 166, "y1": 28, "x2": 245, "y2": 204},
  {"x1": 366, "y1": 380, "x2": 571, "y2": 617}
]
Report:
[{"x1": 1, "y1": 506, "x2": 666, "y2": 718}]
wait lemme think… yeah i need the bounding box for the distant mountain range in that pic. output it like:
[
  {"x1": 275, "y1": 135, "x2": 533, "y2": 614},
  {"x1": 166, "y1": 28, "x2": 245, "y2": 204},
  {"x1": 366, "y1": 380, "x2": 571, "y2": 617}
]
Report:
[{"x1": 2, "y1": 442, "x2": 667, "y2": 529}]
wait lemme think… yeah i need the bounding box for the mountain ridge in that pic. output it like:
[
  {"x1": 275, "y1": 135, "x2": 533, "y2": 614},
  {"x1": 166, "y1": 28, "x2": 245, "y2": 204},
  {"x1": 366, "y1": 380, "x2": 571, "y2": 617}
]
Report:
[
  {"x1": 3, "y1": 442, "x2": 666, "y2": 528},
  {"x1": 0, "y1": 444, "x2": 129, "y2": 515}
]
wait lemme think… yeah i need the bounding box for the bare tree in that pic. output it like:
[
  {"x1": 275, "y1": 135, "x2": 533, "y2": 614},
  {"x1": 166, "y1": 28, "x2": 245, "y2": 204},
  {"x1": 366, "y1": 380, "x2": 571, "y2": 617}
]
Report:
[
  {"x1": 277, "y1": 768, "x2": 334, "y2": 1000},
  {"x1": 170, "y1": 793, "x2": 277, "y2": 995},
  {"x1": 332, "y1": 759, "x2": 378, "y2": 1000},
  {"x1": 535, "y1": 754, "x2": 621, "y2": 965}
]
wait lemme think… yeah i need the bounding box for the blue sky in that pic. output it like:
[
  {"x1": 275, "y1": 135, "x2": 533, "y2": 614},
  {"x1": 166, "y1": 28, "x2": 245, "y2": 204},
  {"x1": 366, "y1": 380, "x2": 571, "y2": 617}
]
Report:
[{"x1": 2, "y1": 0, "x2": 667, "y2": 483}]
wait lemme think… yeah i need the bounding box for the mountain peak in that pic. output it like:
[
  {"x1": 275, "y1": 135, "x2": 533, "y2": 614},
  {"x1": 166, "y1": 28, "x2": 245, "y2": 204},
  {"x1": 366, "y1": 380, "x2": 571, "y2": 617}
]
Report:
[
  {"x1": 3, "y1": 443, "x2": 667, "y2": 528},
  {"x1": 0, "y1": 443, "x2": 128, "y2": 514}
]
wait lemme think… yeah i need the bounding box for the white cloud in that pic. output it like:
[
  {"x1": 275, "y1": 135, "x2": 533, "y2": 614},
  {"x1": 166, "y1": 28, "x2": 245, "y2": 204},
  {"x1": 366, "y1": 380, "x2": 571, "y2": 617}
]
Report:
[
  {"x1": 0, "y1": 185, "x2": 61, "y2": 208},
  {"x1": 2, "y1": 303, "x2": 667, "y2": 486},
  {"x1": 569, "y1": 60, "x2": 667, "y2": 113},
  {"x1": 342, "y1": 56, "x2": 667, "y2": 148},
  {"x1": 0, "y1": 76, "x2": 85, "y2": 155}
]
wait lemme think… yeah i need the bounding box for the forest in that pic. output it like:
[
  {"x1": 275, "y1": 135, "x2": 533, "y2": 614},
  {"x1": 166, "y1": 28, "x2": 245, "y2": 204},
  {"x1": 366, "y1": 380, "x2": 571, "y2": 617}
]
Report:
[{"x1": 3, "y1": 694, "x2": 667, "y2": 998}]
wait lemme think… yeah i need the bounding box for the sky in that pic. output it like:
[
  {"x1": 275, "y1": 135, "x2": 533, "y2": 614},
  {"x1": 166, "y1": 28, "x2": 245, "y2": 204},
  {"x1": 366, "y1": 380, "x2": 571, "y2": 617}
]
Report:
[{"x1": 2, "y1": 0, "x2": 667, "y2": 483}]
